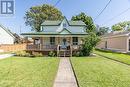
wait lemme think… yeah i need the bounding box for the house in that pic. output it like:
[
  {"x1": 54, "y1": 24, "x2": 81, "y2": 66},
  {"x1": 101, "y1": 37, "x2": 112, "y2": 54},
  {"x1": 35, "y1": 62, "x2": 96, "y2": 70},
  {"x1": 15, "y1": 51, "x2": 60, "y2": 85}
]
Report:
[
  {"x1": 0, "y1": 24, "x2": 21, "y2": 45},
  {"x1": 96, "y1": 31, "x2": 130, "y2": 53},
  {"x1": 21, "y1": 17, "x2": 87, "y2": 56}
]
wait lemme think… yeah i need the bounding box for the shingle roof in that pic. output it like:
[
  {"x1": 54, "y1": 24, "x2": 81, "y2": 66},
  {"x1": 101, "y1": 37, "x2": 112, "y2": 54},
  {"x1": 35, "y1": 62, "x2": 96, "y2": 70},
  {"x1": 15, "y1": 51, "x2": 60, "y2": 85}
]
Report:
[
  {"x1": 68, "y1": 21, "x2": 86, "y2": 26},
  {"x1": 41, "y1": 21, "x2": 61, "y2": 26},
  {"x1": 41, "y1": 20, "x2": 86, "y2": 26}
]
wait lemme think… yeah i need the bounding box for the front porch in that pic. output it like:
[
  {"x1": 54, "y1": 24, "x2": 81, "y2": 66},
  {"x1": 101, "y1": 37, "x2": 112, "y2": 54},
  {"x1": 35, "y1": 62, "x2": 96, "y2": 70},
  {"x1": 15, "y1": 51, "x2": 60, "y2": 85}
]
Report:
[
  {"x1": 26, "y1": 44, "x2": 81, "y2": 57},
  {"x1": 26, "y1": 36, "x2": 83, "y2": 57}
]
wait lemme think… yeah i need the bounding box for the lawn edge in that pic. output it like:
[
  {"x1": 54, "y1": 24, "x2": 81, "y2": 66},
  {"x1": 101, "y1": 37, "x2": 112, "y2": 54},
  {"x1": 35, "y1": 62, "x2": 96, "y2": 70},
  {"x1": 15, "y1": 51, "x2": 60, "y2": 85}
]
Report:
[
  {"x1": 69, "y1": 57, "x2": 80, "y2": 87},
  {"x1": 95, "y1": 53, "x2": 130, "y2": 66}
]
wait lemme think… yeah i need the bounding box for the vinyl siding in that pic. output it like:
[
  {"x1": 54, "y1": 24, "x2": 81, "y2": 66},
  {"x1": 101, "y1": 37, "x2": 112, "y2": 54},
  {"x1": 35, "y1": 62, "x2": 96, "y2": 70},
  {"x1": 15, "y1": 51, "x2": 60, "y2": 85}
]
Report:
[{"x1": 0, "y1": 27, "x2": 14, "y2": 44}]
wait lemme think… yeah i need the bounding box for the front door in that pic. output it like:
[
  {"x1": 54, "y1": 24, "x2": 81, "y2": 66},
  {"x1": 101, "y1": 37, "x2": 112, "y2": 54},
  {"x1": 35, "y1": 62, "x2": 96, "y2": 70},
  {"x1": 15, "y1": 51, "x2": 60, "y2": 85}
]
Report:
[{"x1": 62, "y1": 38, "x2": 67, "y2": 49}]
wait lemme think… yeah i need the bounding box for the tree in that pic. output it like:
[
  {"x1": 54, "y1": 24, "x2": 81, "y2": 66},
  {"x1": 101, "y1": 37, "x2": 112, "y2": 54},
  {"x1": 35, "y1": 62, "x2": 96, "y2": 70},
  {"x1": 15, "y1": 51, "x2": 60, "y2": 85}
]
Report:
[
  {"x1": 112, "y1": 21, "x2": 130, "y2": 31},
  {"x1": 112, "y1": 24, "x2": 123, "y2": 31},
  {"x1": 24, "y1": 4, "x2": 64, "y2": 32},
  {"x1": 96, "y1": 26, "x2": 109, "y2": 36},
  {"x1": 80, "y1": 32, "x2": 100, "y2": 56},
  {"x1": 71, "y1": 12, "x2": 96, "y2": 32}
]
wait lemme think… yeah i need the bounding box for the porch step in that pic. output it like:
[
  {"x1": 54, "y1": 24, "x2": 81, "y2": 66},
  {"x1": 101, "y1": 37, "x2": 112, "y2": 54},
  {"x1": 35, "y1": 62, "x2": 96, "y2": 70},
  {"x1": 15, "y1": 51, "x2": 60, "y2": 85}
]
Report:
[{"x1": 58, "y1": 50, "x2": 71, "y2": 57}]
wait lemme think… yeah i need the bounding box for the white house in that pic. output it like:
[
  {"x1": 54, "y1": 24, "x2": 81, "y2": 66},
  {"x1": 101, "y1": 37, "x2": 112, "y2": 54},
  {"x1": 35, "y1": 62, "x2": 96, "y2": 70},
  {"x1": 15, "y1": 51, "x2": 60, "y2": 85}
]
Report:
[
  {"x1": 0, "y1": 24, "x2": 20, "y2": 44},
  {"x1": 21, "y1": 17, "x2": 87, "y2": 57}
]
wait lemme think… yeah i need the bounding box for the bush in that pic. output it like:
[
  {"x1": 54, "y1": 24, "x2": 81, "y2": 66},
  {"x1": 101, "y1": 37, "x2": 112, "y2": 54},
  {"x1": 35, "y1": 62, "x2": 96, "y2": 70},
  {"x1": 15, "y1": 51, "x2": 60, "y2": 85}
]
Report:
[
  {"x1": 72, "y1": 51, "x2": 83, "y2": 57},
  {"x1": 33, "y1": 53, "x2": 43, "y2": 57},
  {"x1": 15, "y1": 51, "x2": 30, "y2": 57},
  {"x1": 48, "y1": 51, "x2": 56, "y2": 57},
  {"x1": 81, "y1": 32, "x2": 100, "y2": 56}
]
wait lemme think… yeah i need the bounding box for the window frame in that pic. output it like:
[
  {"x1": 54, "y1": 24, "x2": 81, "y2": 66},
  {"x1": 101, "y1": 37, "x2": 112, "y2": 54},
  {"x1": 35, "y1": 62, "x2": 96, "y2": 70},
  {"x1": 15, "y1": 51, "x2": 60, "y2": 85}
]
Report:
[
  {"x1": 50, "y1": 37, "x2": 55, "y2": 45},
  {"x1": 72, "y1": 37, "x2": 78, "y2": 45}
]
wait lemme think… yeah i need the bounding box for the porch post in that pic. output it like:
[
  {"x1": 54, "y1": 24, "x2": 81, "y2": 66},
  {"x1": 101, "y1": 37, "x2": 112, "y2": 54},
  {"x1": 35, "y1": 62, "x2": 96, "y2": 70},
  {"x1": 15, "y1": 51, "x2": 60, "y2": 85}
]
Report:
[
  {"x1": 57, "y1": 37, "x2": 60, "y2": 57},
  {"x1": 26, "y1": 37, "x2": 28, "y2": 50},
  {"x1": 70, "y1": 36, "x2": 72, "y2": 57},
  {"x1": 40, "y1": 37, "x2": 43, "y2": 50}
]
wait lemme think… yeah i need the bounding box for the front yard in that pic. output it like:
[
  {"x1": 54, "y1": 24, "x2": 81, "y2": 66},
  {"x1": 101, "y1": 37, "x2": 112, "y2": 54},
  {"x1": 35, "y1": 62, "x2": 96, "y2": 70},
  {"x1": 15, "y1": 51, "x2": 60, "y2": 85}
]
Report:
[
  {"x1": 1, "y1": 50, "x2": 130, "y2": 87},
  {"x1": 0, "y1": 57, "x2": 59, "y2": 87},
  {"x1": 71, "y1": 56, "x2": 130, "y2": 87},
  {"x1": 95, "y1": 50, "x2": 130, "y2": 65}
]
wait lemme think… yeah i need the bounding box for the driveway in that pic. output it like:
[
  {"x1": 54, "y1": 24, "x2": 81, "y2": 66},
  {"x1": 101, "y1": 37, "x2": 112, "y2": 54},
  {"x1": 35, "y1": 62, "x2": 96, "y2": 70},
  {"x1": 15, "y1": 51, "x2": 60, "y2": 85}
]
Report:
[{"x1": 0, "y1": 54, "x2": 14, "y2": 60}]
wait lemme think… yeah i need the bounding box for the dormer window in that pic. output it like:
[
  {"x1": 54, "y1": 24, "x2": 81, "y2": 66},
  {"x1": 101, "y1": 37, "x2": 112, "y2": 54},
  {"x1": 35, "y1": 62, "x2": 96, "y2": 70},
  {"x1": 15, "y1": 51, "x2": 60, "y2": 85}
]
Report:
[{"x1": 63, "y1": 23, "x2": 67, "y2": 28}]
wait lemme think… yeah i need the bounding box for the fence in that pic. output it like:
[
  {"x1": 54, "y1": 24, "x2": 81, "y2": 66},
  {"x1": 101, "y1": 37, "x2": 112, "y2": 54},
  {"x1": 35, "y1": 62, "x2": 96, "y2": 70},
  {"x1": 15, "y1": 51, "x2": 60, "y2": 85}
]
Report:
[{"x1": 0, "y1": 44, "x2": 27, "y2": 52}]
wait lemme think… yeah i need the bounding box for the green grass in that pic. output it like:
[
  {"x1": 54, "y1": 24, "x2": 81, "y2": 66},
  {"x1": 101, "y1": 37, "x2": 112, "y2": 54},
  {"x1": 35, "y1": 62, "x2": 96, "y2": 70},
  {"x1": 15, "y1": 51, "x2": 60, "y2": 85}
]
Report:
[
  {"x1": 95, "y1": 50, "x2": 130, "y2": 65},
  {"x1": 0, "y1": 57, "x2": 59, "y2": 87},
  {"x1": 71, "y1": 56, "x2": 130, "y2": 87}
]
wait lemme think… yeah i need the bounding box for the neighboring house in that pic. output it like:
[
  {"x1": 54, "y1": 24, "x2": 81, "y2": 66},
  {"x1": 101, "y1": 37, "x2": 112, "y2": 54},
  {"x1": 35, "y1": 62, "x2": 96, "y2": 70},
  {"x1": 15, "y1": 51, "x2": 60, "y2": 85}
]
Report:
[
  {"x1": 0, "y1": 24, "x2": 21, "y2": 45},
  {"x1": 21, "y1": 17, "x2": 87, "y2": 56},
  {"x1": 96, "y1": 31, "x2": 130, "y2": 53}
]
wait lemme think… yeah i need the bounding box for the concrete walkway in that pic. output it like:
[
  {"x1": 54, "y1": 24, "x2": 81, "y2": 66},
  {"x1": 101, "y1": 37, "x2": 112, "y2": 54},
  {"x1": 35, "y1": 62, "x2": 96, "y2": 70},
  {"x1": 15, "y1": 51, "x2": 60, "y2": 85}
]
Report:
[
  {"x1": 53, "y1": 57, "x2": 78, "y2": 87},
  {"x1": 0, "y1": 54, "x2": 13, "y2": 60}
]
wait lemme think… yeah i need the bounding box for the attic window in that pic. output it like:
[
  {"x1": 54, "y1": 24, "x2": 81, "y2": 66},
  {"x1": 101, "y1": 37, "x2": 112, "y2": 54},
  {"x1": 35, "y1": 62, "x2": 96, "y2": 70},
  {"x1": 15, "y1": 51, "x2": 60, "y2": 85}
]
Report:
[{"x1": 63, "y1": 23, "x2": 67, "y2": 28}]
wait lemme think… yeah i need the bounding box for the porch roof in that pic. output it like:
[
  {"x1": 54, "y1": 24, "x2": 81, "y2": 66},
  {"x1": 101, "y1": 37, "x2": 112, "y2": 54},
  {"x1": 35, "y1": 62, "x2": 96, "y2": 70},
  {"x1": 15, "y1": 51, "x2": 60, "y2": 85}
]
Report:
[{"x1": 21, "y1": 32, "x2": 88, "y2": 37}]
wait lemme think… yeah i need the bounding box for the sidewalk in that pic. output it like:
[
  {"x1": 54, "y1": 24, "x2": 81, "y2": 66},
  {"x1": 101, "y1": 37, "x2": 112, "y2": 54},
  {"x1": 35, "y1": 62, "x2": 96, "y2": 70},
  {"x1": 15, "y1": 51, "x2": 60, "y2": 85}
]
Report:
[
  {"x1": 53, "y1": 57, "x2": 78, "y2": 87},
  {"x1": 0, "y1": 54, "x2": 13, "y2": 60}
]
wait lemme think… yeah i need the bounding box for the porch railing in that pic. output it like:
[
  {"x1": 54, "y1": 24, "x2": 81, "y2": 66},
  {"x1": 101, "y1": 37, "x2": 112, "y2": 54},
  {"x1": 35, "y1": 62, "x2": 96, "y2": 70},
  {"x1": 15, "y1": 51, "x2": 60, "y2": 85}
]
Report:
[
  {"x1": 26, "y1": 44, "x2": 57, "y2": 51},
  {"x1": 26, "y1": 44, "x2": 81, "y2": 51}
]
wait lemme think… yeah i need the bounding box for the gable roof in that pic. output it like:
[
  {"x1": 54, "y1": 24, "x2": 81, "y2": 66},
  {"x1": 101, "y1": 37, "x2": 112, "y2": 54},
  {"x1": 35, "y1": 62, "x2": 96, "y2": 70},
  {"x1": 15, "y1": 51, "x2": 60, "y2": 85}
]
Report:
[
  {"x1": 0, "y1": 24, "x2": 15, "y2": 39},
  {"x1": 59, "y1": 28, "x2": 72, "y2": 34},
  {"x1": 41, "y1": 17, "x2": 86, "y2": 26},
  {"x1": 21, "y1": 27, "x2": 87, "y2": 35}
]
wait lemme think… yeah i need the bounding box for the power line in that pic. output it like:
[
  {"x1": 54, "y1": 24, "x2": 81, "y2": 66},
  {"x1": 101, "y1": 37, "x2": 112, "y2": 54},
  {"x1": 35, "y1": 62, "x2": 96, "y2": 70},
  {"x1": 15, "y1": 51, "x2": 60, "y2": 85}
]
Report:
[
  {"x1": 101, "y1": 8, "x2": 130, "y2": 26},
  {"x1": 94, "y1": 0, "x2": 112, "y2": 21},
  {"x1": 54, "y1": 0, "x2": 62, "y2": 7}
]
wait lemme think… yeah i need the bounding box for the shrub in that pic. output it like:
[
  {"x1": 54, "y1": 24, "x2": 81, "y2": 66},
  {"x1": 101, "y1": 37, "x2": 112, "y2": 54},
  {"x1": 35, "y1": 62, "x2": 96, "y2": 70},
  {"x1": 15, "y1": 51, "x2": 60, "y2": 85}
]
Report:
[
  {"x1": 33, "y1": 53, "x2": 43, "y2": 57},
  {"x1": 81, "y1": 32, "x2": 100, "y2": 56},
  {"x1": 72, "y1": 51, "x2": 83, "y2": 57},
  {"x1": 15, "y1": 51, "x2": 30, "y2": 57},
  {"x1": 48, "y1": 51, "x2": 56, "y2": 57}
]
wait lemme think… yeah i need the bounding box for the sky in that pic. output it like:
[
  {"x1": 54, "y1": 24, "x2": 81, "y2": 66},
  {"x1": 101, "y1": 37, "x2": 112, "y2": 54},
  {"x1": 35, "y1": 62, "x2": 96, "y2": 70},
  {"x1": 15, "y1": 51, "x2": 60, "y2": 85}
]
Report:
[{"x1": 0, "y1": 0, "x2": 130, "y2": 34}]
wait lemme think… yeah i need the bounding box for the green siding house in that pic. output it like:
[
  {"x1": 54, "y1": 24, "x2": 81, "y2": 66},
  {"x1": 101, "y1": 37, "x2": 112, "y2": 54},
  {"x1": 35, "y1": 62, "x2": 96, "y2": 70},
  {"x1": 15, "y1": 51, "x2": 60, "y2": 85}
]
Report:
[{"x1": 21, "y1": 17, "x2": 87, "y2": 57}]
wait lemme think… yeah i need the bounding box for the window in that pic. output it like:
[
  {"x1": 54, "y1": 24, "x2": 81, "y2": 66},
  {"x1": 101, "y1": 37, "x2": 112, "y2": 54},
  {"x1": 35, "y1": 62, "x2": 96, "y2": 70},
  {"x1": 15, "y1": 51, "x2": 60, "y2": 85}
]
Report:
[
  {"x1": 50, "y1": 37, "x2": 55, "y2": 45},
  {"x1": 34, "y1": 38, "x2": 40, "y2": 45},
  {"x1": 73, "y1": 37, "x2": 78, "y2": 45},
  {"x1": 105, "y1": 41, "x2": 107, "y2": 48},
  {"x1": 63, "y1": 23, "x2": 67, "y2": 28}
]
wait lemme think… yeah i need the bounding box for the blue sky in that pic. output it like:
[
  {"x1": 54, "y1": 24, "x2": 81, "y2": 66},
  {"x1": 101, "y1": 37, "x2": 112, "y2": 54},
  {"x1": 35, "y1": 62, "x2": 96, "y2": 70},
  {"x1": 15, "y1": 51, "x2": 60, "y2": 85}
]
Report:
[{"x1": 0, "y1": 0, "x2": 130, "y2": 34}]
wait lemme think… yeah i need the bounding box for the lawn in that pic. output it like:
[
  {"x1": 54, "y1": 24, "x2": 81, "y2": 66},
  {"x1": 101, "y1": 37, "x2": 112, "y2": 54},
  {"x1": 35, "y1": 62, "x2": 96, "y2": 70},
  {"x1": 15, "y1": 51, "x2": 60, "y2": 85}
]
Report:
[
  {"x1": 95, "y1": 50, "x2": 130, "y2": 65},
  {"x1": 71, "y1": 56, "x2": 130, "y2": 87},
  {"x1": 0, "y1": 57, "x2": 59, "y2": 87}
]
